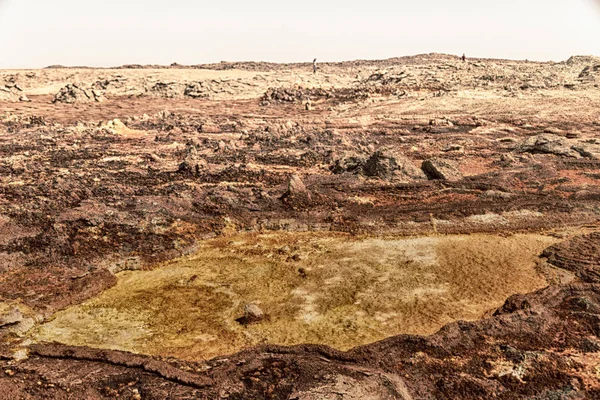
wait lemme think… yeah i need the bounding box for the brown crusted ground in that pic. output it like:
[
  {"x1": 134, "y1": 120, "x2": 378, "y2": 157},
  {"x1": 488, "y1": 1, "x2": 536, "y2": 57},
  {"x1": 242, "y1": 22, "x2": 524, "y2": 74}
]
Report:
[{"x1": 1, "y1": 53, "x2": 600, "y2": 398}]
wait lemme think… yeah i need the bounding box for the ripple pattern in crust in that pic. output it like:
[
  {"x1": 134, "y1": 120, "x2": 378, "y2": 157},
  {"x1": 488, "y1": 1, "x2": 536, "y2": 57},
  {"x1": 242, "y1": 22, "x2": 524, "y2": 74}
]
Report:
[{"x1": 543, "y1": 232, "x2": 600, "y2": 283}]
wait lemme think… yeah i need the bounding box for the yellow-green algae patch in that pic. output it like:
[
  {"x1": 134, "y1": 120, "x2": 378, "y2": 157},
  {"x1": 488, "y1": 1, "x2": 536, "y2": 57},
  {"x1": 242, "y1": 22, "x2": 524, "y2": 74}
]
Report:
[{"x1": 32, "y1": 232, "x2": 557, "y2": 361}]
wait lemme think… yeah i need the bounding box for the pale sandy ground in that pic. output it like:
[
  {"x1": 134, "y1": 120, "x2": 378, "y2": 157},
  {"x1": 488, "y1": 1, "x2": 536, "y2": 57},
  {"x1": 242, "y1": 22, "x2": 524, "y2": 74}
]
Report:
[{"x1": 32, "y1": 232, "x2": 561, "y2": 361}]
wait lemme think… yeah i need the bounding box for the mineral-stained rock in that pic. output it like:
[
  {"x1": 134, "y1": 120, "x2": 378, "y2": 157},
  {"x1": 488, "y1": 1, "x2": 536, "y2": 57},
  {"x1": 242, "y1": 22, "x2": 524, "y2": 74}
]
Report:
[
  {"x1": 572, "y1": 143, "x2": 600, "y2": 160},
  {"x1": 363, "y1": 149, "x2": 426, "y2": 180},
  {"x1": 147, "y1": 82, "x2": 183, "y2": 98},
  {"x1": 287, "y1": 174, "x2": 309, "y2": 197},
  {"x1": 429, "y1": 117, "x2": 454, "y2": 127},
  {"x1": 330, "y1": 152, "x2": 365, "y2": 174},
  {"x1": 542, "y1": 232, "x2": 600, "y2": 283},
  {"x1": 0, "y1": 86, "x2": 22, "y2": 102},
  {"x1": 421, "y1": 158, "x2": 463, "y2": 181},
  {"x1": 178, "y1": 145, "x2": 207, "y2": 176},
  {"x1": 578, "y1": 64, "x2": 600, "y2": 83},
  {"x1": 280, "y1": 174, "x2": 312, "y2": 207},
  {"x1": 52, "y1": 84, "x2": 104, "y2": 103},
  {"x1": 0, "y1": 305, "x2": 23, "y2": 327},
  {"x1": 518, "y1": 134, "x2": 580, "y2": 157},
  {"x1": 184, "y1": 82, "x2": 210, "y2": 99}
]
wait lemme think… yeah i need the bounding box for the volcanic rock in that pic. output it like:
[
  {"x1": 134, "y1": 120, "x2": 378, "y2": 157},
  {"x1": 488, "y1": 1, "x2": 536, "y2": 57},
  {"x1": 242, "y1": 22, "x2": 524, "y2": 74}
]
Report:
[
  {"x1": 184, "y1": 82, "x2": 210, "y2": 99},
  {"x1": 287, "y1": 175, "x2": 309, "y2": 197},
  {"x1": 363, "y1": 149, "x2": 426, "y2": 180},
  {"x1": 280, "y1": 174, "x2": 313, "y2": 207},
  {"x1": 572, "y1": 143, "x2": 600, "y2": 160},
  {"x1": 542, "y1": 232, "x2": 600, "y2": 283},
  {"x1": 430, "y1": 117, "x2": 454, "y2": 127},
  {"x1": 53, "y1": 84, "x2": 104, "y2": 103},
  {"x1": 518, "y1": 134, "x2": 579, "y2": 157},
  {"x1": 178, "y1": 145, "x2": 207, "y2": 176},
  {"x1": 421, "y1": 158, "x2": 463, "y2": 181},
  {"x1": 330, "y1": 152, "x2": 365, "y2": 174},
  {"x1": 147, "y1": 82, "x2": 183, "y2": 98},
  {"x1": 578, "y1": 64, "x2": 600, "y2": 83},
  {"x1": 0, "y1": 86, "x2": 22, "y2": 102}
]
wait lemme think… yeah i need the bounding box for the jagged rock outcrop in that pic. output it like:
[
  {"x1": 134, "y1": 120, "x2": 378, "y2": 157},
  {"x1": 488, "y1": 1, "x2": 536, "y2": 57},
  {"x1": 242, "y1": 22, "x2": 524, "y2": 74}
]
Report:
[
  {"x1": 146, "y1": 82, "x2": 183, "y2": 98},
  {"x1": 184, "y1": 82, "x2": 210, "y2": 99},
  {"x1": 0, "y1": 84, "x2": 27, "y2": 102},
  {"x1": 52, "y1": 83, "x2": 104, "y2": 103}
]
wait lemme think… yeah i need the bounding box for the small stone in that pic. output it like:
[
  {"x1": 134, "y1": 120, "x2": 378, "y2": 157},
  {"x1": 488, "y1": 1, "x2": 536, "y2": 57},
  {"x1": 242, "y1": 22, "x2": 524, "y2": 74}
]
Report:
[
  {"x1": 12, "y1": 349, "x2": 28, "y2": 361},
  {"x1": 243, "y1": 304, "x2": 265, "y2": 322},
  {"x1": 278, "y1": 246, "x2": 291, "y2": 255},
  {"x1": 0, "y1": 306, "x2": 23, "y2": 327},
  {"x1": 201, "y1": 123, "x2": 220, "y2": 133},
  {"x1": 443, "y1": 144, "x2": 464, "y2": 152},
  {"x1": 282, "y1": 174, "x2": 312, "y2": 203},
  {"x1": 429, "y1": 118, "x2": 453, "y2": 127},
  {"x1": 500, "y1": 153, "x2": 516, "y2": 163},
  {"x1": 543, "y1": 127, "x2": 563, "y2": 135},
  {"x1": 288, "y1": 174, "x2": 307, "y2": 194}
]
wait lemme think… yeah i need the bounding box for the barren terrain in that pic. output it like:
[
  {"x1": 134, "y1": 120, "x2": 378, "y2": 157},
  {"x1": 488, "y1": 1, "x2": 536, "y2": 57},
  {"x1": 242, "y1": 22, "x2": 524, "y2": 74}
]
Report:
[{"x1": 1, "y1": 53, "x2": 600, "y2": 399}]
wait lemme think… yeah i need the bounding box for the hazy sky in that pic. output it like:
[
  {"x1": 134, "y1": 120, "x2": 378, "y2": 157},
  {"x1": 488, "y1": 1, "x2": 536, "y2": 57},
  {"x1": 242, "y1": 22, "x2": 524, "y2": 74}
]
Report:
[{"x1": 1, "y1": 0, "x2": 599, "y2": 68}]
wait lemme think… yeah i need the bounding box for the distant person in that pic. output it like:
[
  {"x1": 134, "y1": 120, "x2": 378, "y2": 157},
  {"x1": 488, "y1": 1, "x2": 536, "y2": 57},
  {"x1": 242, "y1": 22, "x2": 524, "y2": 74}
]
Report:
[
  {"x1": 461, "y1": 53, "x2": 466, "y2": 62},
  {"x1": 313, "y1": 58, "x2": 317, "y2": 74}
]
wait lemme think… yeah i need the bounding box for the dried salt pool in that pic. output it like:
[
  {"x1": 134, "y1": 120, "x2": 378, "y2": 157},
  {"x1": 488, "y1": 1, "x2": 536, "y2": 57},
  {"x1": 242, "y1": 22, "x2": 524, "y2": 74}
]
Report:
[{"x1": 31, "y1": 232, "x2": 560, "y2": 361}]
